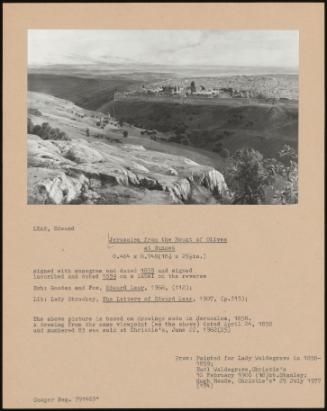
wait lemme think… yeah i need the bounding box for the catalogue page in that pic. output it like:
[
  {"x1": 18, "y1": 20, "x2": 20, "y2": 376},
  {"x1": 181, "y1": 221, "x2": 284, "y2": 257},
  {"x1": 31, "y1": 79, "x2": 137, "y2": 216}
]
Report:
[{"x1": 3, "y1": 2, "x2": 325, "y2": 408}]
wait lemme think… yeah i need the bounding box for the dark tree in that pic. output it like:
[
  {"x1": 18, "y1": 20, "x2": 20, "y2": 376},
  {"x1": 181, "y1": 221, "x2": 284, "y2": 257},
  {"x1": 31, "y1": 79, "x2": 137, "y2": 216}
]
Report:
[{"x1": 228, "y1": 148, "x2": 269, "y2": 204}]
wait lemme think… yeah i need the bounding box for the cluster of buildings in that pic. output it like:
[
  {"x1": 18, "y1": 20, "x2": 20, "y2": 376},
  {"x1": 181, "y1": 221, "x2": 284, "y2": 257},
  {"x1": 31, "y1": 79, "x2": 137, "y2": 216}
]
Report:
[
  {"x1": 139, "y1": 83, "x2": 253, "y2": 99},
  {"x1": 140, "y1": 82, "x2": 217, "y2": 97},
  {"x1": 214, "y1": 75, "x2": 298, "y2": 100},
  {"x1": 116, "y1": 76, "x2": 297, "y2": 102},
  {"x1": 93, "y1": 112, "x2": 112, "y2": 128}
]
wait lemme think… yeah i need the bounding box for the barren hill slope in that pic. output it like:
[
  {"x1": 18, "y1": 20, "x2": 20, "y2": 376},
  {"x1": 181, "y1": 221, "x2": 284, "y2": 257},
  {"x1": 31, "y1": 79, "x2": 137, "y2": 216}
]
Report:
[{"x1": 28, "y1": 73, "x2": 142, "y2": 110}]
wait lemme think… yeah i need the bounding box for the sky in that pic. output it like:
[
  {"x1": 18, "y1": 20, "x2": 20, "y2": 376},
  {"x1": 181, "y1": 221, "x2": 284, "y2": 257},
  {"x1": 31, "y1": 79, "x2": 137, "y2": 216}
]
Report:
[{"x1": 28, "y1": 30, "x2": 299, "y2": 68}]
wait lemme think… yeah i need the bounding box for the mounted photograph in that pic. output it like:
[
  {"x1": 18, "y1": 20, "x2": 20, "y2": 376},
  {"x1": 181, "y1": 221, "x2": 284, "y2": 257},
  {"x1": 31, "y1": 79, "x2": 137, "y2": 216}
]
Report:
[{"x1": 27, "y1": 30, "x2": 298, "y2": 205}]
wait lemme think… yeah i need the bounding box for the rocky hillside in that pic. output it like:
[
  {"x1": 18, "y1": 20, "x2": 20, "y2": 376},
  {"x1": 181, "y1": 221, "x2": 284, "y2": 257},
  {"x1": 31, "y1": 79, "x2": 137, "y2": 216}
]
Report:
[{"x1": 27, "y1": 92, "x2": 230, "y2": 205}]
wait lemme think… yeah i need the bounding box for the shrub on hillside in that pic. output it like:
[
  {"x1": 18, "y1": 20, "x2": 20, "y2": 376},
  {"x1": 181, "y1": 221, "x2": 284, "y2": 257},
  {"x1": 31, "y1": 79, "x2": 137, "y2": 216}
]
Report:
[
  {"x1": 173, "y1": 123, "x2": 187, "y2": 136},
  {"x1": 212, "y1": 142, "x2": 230, "y2": 158},
  {"x1": 31, "y1": 122, "x2": 71, "y2": 141},
  {"x1": 278, "y1": 144, "x2": 298, "y2": 165},
  {"x1": 180, "y1": 137, "x2": 191, "y2": 146},
  {"x1": 213, "y1": 142, "x2": 223, "y2": 153},
  {"x1": 264, "y1": 153, "x2": 298, "y2": 204},
  {"x1": 28, "y1": 108, "x2": 42, "y2": 116},
  {"x1": 219, "y1": 147, "x2": 230, "y2": 158},
  {"x1": 169, "y1": 135, "x2": 181, "y2": 143},
  {"x1": 106, "y1": 136, "x2": 122, "y2": 144}
]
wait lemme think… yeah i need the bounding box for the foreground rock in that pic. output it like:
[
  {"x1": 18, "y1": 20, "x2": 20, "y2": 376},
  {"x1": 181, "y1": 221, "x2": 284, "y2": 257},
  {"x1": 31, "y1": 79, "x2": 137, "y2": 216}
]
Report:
[{"x1": 28, "y1": 134, "x2": 230, "y2": 204}]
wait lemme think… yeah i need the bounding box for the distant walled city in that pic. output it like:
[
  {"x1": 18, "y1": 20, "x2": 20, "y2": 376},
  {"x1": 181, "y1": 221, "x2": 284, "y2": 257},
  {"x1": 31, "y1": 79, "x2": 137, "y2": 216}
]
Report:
[{"x1": 114, "y1": 75, "x2": 298, "y2": 105}]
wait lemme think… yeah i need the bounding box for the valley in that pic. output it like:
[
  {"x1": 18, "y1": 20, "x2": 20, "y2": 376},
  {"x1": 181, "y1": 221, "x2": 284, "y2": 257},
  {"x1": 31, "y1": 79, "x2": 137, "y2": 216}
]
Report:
[
  {"x1": 28, "y1": 69, "x2": 298, "y2": 160},
  {"x1": 27, "y1": 67, "x2": 298, "y2": 205}
]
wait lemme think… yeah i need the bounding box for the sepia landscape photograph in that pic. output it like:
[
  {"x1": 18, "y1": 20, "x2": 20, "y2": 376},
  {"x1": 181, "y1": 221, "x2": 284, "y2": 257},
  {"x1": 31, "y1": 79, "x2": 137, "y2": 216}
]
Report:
[{"x1": 27, "y1": 30, "x2": 299, "y2": 205}]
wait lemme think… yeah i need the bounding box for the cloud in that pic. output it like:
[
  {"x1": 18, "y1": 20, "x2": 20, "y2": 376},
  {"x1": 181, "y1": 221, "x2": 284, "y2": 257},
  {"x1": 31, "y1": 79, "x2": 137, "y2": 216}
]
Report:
[
  {"x1": 157, "y1": 32, "x2": 210, "y2": 54},
  {"x1": 28, "y1": 30, "x2": 298, "y2": 67}
]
